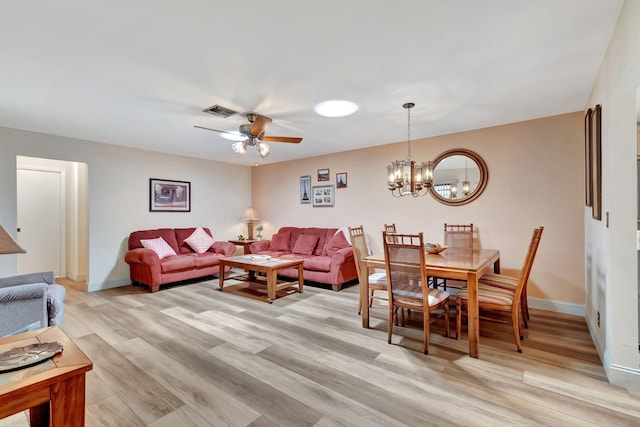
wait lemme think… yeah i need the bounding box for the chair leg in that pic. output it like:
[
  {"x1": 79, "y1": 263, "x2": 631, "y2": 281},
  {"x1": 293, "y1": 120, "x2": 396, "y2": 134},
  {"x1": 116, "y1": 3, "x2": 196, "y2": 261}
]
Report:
[
  {"x1": 369, "y1": 288, "x2": 375, "y2": 307},
  {"x1": 443, "y1": 301, "x2": 450, "y2": 338},
  {"x1": 455, "y1": 298, "x2": 462, "y2": 340},
  {"x1": 423, "y1": 308, "x2": 430, "y2": 355},
  {"x1": 521, "y1": 292, "x2": 529, "y2": 328},
  {"x1": 512, "y1": 308, "x2": 523, "y2": 353},
  {"x1": 388, "y1": 305, "x2": 395, "y2": 344}
]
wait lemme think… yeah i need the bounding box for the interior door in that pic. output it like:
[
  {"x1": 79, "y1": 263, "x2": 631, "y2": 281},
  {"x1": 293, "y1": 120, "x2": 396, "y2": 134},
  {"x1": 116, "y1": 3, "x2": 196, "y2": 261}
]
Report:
[{"x1": 17, "y1": 168, "x2": 65, "y2": 276}]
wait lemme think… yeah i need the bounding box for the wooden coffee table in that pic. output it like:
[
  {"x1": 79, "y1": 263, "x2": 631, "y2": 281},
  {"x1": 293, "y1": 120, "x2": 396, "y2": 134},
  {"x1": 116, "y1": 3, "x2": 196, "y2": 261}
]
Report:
[
  {"x1": 219, "y1": 256, "x2": 304, "y2": 303},
  {"x1": 0, "y1": 327, "x2": 93, "y2": 426}
]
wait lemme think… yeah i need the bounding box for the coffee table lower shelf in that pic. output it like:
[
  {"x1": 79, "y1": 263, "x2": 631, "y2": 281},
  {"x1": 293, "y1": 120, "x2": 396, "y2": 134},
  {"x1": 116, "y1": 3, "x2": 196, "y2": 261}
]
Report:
[{"x1": 218, "y1": 256, "x2": 304, "y2": 303}]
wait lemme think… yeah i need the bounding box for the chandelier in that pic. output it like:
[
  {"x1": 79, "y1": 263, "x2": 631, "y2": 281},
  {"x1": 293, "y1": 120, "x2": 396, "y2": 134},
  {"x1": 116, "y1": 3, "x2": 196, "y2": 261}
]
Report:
[
  {"x1": 462, "y1": 157, "x2": 471, "y2": 196},
  {"x1": 232, "y1": 137, "x2": 270, "y2": 159},
  {"x1": 386, "y1": 102, "x2": 433, "y2": 197}
]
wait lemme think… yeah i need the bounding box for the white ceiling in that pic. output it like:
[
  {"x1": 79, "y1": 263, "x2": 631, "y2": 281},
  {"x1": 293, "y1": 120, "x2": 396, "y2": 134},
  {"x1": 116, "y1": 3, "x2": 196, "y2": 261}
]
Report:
[{"x1": 0, "y1": 1, "x2": 623, "y2": 166}]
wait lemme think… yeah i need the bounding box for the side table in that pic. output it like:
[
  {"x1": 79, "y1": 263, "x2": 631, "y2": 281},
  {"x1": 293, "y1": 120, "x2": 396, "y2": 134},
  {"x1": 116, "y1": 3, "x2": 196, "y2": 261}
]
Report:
[
  {"x1": 228, "y1": 239, "x2": 257, "y2": 254},
  {"x1": 0, "y1": 327, "x2": 93, "y2": 426}
]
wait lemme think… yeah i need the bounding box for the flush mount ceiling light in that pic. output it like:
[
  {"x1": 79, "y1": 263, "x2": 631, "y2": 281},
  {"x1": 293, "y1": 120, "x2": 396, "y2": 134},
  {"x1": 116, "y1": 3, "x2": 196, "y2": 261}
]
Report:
[{"x1": 314, "y1": 100, "x2": 358, "y2": 117}]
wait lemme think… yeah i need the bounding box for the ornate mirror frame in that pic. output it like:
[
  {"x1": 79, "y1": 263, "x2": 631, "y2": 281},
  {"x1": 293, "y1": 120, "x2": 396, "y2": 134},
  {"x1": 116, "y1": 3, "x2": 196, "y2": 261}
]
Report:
[{"x1": 428, "y1": 148, "x2": 489, "y2": 206}]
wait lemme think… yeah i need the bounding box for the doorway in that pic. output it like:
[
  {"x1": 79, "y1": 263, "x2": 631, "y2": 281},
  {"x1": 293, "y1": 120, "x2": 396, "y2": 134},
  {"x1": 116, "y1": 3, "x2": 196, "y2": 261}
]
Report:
[{"x1": 16, "y1": 156, "x2": 88, "y2": 282}]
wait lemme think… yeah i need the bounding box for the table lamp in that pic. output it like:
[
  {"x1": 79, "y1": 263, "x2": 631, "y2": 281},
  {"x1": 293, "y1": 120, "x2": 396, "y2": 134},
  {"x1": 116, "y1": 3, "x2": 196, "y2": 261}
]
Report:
[
  {"x1": 240, "y1": 207, "x2": 259, "y2": 240},
  {"x1": 0, "y1": 224, "x2": 26, "y2": 254}
]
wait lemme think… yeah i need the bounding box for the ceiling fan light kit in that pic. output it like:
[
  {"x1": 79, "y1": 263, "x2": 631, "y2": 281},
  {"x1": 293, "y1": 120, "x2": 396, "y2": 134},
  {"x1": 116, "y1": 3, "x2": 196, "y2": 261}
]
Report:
[{"x1": 195, "y1": 110, "x2": 302, "y2": 159}]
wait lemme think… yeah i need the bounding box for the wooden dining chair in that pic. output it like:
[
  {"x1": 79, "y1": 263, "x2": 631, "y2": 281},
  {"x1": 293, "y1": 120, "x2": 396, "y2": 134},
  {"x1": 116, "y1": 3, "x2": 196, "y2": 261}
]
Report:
[
  {"x1": 477, "y1": 226, "x2": 544, "y2": 328},
  {"x1": 455, "y1": 226, "x2": 543, "y2": 353},
  {"x1": 431, "y1": 223, "x2": 474, "y2": 290},
  {"x1": 383, "y1": 231, "x2": 450, "y2": 355},
  {"x1": 349, "y1": 226, "x2": 387, "y2": 314},
  {"x1": 384, "y1": 223, "x2": 397, "y2": 233},
  {"x1": 444, "y1": 223, "x2": 474, "y2": 249}
]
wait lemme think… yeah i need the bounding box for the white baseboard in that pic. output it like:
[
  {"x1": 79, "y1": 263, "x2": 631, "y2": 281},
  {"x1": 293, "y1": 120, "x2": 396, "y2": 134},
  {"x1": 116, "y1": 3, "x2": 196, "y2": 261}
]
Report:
[
  {"x1": 87, "y1": 279, "x2": 130, "y2": 292},
  {"x1": 527, "y1": 297, "x2": 585, "y2": 316},
  {"x1": 66, "y1": 271, "x2": 87, "y2": 282},
  {"x1": 607, "y1": 364, "x2": 640, "y2": 391}
]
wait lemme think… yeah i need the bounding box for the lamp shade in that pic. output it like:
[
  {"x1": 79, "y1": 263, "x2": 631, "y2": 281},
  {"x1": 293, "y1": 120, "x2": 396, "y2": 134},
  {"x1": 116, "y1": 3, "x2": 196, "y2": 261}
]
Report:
[
  {"x1": 0, "y1": 225, "x2": 26, "y2": 254},
  {"x1": 240, "y1": 207, "x2": 259, "y2": 221}
]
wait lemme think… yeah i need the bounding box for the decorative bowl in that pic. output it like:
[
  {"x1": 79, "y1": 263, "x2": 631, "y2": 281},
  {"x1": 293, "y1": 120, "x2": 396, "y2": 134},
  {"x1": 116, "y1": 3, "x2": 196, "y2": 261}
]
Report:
[{"x1": 425, "y1": 245, "x2": 447, "y2": 254}]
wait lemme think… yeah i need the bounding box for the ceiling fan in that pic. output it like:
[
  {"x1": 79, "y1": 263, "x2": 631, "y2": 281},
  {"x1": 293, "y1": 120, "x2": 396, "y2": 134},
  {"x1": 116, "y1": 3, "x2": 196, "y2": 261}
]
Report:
[{"x1": 195, "y1": 113, "x2": 303, "y2": 159}]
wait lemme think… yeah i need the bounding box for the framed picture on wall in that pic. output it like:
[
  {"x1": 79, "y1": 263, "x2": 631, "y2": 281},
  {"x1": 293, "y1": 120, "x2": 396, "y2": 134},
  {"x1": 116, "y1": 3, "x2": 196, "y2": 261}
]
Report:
[
  {"x1": 591, "y1": 104, "x2": 602, "y2": 220},
  {"x1": 336, "y1": 172, "x2": 347, "y2": 188},
  {"x1": 584, "y1": 108, "x2": 593, "y2": 207},
  {"x1": 317, "y1": 168, "x2": 330, "y2": 181},
  {"x1": 149, "y1": 178, "x2": 191, "y2": 212},
  {"x1": 300, "y1": 175, "x2": 311, "y2": 204},
  {"x1": 312, "y1": 185, "x2": 335, "y2": 207}
]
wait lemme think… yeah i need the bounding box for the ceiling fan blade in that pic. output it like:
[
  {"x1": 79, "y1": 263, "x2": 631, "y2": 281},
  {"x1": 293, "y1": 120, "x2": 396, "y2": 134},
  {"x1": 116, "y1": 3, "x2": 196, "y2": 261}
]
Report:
[
  {"x1": 250, "y1": 114, "x2": 273, "y2": 137},
  {"x1": 260, "y1": 136, "x2": 303, "y2": 144},
  {"x1": 194, "y1": 125, "x2": 227, "y2": 133}
]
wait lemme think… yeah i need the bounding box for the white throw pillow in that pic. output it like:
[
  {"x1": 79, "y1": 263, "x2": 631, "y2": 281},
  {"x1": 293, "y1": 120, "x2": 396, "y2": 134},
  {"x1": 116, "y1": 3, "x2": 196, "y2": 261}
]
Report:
[
  {"x1": 184, "y1": 227, "x2": 215, "y2": 253},
  {"x1": 140, "y1": 237, "x2": 177, "y2": 259}
]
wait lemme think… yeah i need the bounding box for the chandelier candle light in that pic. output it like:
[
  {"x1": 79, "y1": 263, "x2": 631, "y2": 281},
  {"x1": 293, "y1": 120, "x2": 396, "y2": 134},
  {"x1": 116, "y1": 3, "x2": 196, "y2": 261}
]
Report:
[{"x1": 387, "y1": 102, "x2": 433, "y2": 197}]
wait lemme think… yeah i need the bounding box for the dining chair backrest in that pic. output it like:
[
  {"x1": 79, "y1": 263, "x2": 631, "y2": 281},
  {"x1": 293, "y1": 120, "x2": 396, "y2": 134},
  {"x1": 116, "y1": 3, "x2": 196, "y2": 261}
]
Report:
[
  {"x1": 348, "y1": 226, "x2": 368, "y2": 282},
  {"x1": 444, "y1": 223, "x2": 474, "y2": 249},
  {"x1": 384, "y1": 223, "x2": 397, "y2": 233},
  {"x1": 512, "y1": 226, "x2": 544, "y2": 306},
  {"x1": 382, "y1": 231, "x2": 427, "y2": 306}
]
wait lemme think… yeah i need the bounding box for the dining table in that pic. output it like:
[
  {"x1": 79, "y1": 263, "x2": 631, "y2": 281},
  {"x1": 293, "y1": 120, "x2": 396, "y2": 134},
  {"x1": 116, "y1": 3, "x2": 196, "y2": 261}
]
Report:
[{"x1": 363, "y1": 247, "x2": 500, "y2": 358}]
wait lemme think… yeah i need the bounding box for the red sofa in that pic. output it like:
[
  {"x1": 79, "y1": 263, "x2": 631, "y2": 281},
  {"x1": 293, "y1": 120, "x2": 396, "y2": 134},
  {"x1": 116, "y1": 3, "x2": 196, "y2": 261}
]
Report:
[
  {"x1": 124, "y1": 227, "x2": 236, "y2": 292},
  {"x1": 249, "y1": 226, "x2": 357, "y2": 291}
]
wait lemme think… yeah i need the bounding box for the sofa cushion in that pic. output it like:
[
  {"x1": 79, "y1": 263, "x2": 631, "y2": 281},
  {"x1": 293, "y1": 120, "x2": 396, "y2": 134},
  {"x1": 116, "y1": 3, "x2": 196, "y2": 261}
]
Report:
[
  {"x1": 301, "y1": 256, "x2": 332, "y2": 272},
  {"x1": 184, "y1": 227, "x2": 215, "y2": 253},
  {"x1": 270, "y1": 231, "x2": 291, "y2": 251},
  {"x1": 141, "y1": 237, "x2": 178, "y2": 259},
  {"x1": 325, "y1": 231, "x2": 350, "y2": 255},
  {"x1": 299, "y1": 228, "x2": 330, "y2": 255},
  {"x1": 183, "y1": 253, "x2": 222, "y2": 268},
  {"x1": 160, "y1": 255, "x2": 197, "y2": 273},
  {"x1": 292, "y1": 234, "x2": 319, "y2": 255},
  {"x1": 174, "y1": 227, "x2": 214, "y2": 254},
  {"x1": 129, "y1": 228, "x2": 180, "y2": 253}
]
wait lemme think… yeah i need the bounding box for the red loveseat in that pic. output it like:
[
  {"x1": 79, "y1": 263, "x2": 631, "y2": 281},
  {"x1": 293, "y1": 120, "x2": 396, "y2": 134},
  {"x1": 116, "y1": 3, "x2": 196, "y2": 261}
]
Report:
[
  {"x1": 124, "y1": 227, "x2": 236, "y2": 292},
  {"x1": 249, "y1": 226, "x2": 357, "y2": 291}
]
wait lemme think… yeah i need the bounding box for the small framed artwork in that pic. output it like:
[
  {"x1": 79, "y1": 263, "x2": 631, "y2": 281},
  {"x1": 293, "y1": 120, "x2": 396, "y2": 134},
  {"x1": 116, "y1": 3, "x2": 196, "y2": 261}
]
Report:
[
  {"x1": 584, "y1": 108, "x2": 593, "y2": 207},
  {"x1": 591, "y1": 104, "x2": 602, "y2": 221},
  {"x1": 150, "y1": 178, "x2": 191, "y2": 212},
  {"x1": 336, "y1": 172, "x2": 347, "y2": 189},
  {"x1": 317, "y1": 168, "x2": 330, "y2": 181},
  {"x1": 312, "y1": 185, "x2": 335, "y2": 207},
  {"x1": 300, "y1": 175, "x2": 311, "y2": 204}
]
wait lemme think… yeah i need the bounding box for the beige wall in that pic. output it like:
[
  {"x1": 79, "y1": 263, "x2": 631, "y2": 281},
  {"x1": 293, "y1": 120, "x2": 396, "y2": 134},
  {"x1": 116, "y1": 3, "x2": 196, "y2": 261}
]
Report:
[
  {"x1": 584, "y1": 0, "x2": 640, "y2": 388},
  {"x1": 253, "y1": 112, "x2": 585, "y2": 308},
  {"x1": 0, "y1": 126, "x2": 252, "y2": 290}
]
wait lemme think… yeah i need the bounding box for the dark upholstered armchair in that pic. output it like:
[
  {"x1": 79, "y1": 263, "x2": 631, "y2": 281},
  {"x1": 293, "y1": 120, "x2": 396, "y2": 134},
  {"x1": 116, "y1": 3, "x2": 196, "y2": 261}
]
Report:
[{"x1": 0, "y1": 271, "x2": 66, "y2": 338}]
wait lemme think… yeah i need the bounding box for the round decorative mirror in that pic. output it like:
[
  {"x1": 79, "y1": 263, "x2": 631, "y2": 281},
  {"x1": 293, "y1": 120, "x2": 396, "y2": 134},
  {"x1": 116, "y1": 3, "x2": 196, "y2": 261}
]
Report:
[{"x1": 428, "y1": 149, "x2": 488, "y2": 206}]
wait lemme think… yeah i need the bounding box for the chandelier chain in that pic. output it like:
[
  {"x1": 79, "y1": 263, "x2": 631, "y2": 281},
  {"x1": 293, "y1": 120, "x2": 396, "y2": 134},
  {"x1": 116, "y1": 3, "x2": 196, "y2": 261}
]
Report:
[{"x1": 407, "y1": 104, "x2": 412, "y2": 160}]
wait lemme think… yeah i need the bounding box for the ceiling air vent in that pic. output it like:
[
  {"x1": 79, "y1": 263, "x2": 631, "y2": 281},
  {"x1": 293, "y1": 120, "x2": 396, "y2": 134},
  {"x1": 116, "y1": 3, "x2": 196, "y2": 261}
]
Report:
[{"x1": 202, "y1": 104, "x2": 238, "y2": 118}]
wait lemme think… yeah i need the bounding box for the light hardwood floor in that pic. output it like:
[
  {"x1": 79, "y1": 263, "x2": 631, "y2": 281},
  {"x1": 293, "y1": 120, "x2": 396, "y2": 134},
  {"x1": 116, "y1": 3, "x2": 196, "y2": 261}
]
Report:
[{"x1": 3, "y1": 275, "x2": 640, "y2": 426}]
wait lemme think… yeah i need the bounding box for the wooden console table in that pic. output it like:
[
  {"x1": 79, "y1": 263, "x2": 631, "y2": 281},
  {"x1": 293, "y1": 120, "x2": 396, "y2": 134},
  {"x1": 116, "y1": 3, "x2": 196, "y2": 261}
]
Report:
[{"x1": 0, "y1": 327, "x2": 93, "y2": 426}]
